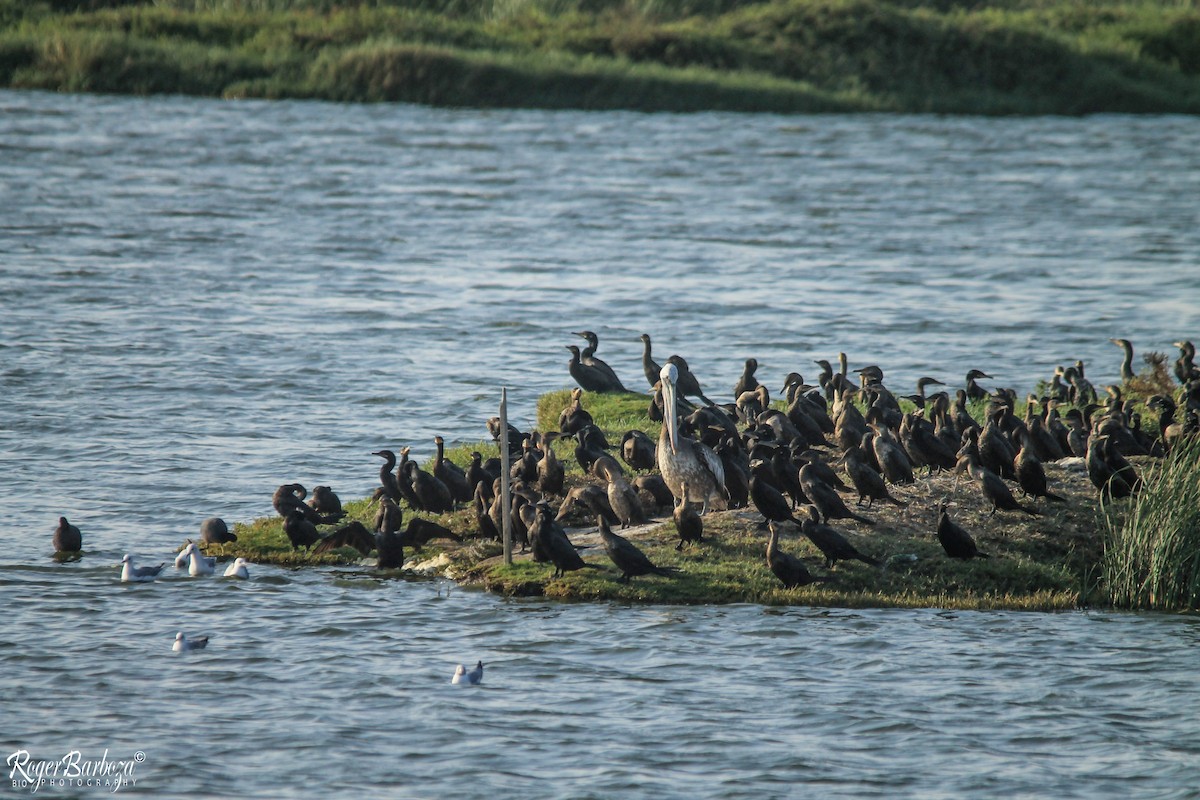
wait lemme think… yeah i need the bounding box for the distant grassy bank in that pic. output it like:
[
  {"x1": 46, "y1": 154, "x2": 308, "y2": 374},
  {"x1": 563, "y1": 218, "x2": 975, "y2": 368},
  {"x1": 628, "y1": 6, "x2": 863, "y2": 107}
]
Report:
[{"x1": 3, "y1": 0, "x2": 1200, "y2": 113}]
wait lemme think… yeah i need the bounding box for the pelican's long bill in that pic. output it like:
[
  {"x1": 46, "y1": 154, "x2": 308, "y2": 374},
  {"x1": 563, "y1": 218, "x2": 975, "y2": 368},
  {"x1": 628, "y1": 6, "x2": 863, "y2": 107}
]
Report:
[{"x1": 660, "y1": 362, "x2": 680, "y2": 455}]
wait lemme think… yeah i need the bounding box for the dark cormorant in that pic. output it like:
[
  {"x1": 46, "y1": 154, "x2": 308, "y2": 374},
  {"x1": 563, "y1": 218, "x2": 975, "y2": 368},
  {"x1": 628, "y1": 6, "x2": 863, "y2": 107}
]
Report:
[
  {"x1": 372, "y1": 450, "x2": 403, "y2": 502},
  {"x1": 799, "y1": 463, "x2": 875, "y2": 526},
  {"x1": 558, "y1": 387, "x2": 594, "y2": 435},
  {"x1": 473, "y1": 482, "x2": 500, "y2": 540},
  {"x1": 434, "y1": 436, "x2": 474, "y2": 503},
  {"x1": 1148, "y1": 395, "x2": 1185, "y2": 452},
  {"x1": 965, "y1": 369, "x2": 993, "y2": 403},
  {"x1": 621, "y1": 429, "x2": 657, "y2": 472},
  {"x1": 402, "y1": 518, "x2": 462, "y2": 550},
  {"x1": 312, "y1": 521, "x2": 375, "y2": 557},
  {"x1": 799, "y1": 506, "x2": 881, "y2": 569},
  {"x1": 978, "y1": 409, "x2": 1017, "y2": 480},
  {"x1": 394, "y1": 447, "x2": 424, "y2": 509},
  {"x1": 374, "y1": 494, "x2": 403, "y2": 537},
  {"x1": 574, "y1": 425, "x2": 610, "y2": 475},
  {"x1": 736, "y1": 384, "x2": 771, "y2": 424},
  {"x1": 273, "y1": 483, "x2": 342, "y2": 525},
  {"x1": 638, "y1": 333, "x2": 663, "y2": 390},
  {"x1": 1173, "y1": 341, "x2": 1199, "y2": 385},
  {"x1": 405, "y1": 460, "x2": 455, "y2": 514},
  {"x1": 733, "y1": 358, "x2": 760, "y2": 400},
  {"x1": 530, "y1": 504, "x2": 590, "y2": 578},
  {"x1": 511, "y1": 438, "x2": 540, "y2": 483},
  {"x1": 869, "y1": 423, "x2": 915, "y2": 486},
  {"x1": 658, "y1": 362, "x2": 727, "y2": 513},
  {"x1": 673, "y1": 482, "x2": 703, "y2": 550},
  {"x1": 1111, "y1": 338, "x2": 1136, "y2": 385},
  {"x1": 935, "y1": 501, "x2": 989, "y2": 559},
  {"x1": 749, "y1": 459, "x2": 806, "y2": 527},
  {"x1": 900, "y1": 412, "x2": 957, "y2": 474},
  {"x1": 308, "y1": 485, "x2": 343, "y2": 517},
  {"x1": 841, "y1": 445, "x2": 907, "y2": 509},
  {"x1": 767, "y1": 521, "x2": 832, "y2": 588},
  {"x1": 200, "y1": 517, "x2": 237, "y2": 545},
  {"x1": 466, "y1": 451, "x2": 497, "y2": 499},
  {"x1": 953, "y1": 389, "x2": 982, "y2": 440},
  {"x1": 634, "y1": 474, "x2": 675, "y2": 509},
  {"x1": 567, "y1": 345, "x2": 625, "y2": 393},
  {"x1": 666, "y1": 354, "x2": 715, "y2": 407},
  {"x1": 1014, "y1": 429, "x2": 1066, "y2": 502},
  {"x1": 958, "y1": 452, "x2": 1038, "y2": 517},
  {"x1": 607, "y1": 474, "x2": 648, "y2": 529},
  {"x1": 598, "y1": 517, "x2": 680, "y2": 583},
  {"x1": 1064, "y1": 409, "x2": 1089, "y2": 457},
  {"x1": 283, "y1": 507, "x2": 321, "y2": 549},
  {"x1": 375, "y1": 515, "x2": 405, "y2": 569},
  {"x1": 785, "y1": 391, "x2": 831, "y2": 447},
  {"x1": 555, "y1": 484, "x2": 620, "y2": 526},
  {"x1": 536, "y1": 432, "x2": 565, "y2": 496},
  {"x1": 916, "y1": 376, "x2": 945, "y2": 401},
  {"x1": 574, "y1": 330, "x2": 630, "y2": 393},
  {"x1": 486, "y1": 417, "x2": 526, "y2": 452},
  {"x1": 771, "y1": 447, "x2": 808, "y2": 509},
  {"x1": 53, "y1": 516, "x2": 81, "y2": 552}
]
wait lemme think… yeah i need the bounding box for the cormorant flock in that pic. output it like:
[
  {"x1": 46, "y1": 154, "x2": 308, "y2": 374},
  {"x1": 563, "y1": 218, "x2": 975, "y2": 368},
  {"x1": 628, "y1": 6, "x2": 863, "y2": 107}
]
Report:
[{"x1": 50, "y1": 334, "x2": 1200, "y2": 605}]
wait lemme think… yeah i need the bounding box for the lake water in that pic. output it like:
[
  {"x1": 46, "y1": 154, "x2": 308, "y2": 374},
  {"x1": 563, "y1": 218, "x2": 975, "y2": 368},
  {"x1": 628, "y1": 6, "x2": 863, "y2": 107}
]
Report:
[{"x1": 1, "y1": 89, "x2": 1198, "y2": 798}]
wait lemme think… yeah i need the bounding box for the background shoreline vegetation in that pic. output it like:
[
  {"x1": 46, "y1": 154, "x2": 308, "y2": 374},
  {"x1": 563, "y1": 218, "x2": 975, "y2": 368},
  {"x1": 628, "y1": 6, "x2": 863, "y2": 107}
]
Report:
[{"x1": 2, "y1": 0, "x2": 1199, "y2": 113}]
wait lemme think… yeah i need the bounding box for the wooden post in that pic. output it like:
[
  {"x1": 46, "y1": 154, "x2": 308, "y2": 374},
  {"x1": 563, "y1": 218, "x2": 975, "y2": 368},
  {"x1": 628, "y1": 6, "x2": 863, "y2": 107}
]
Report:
[{"x1": 500, "y1": 387, "x2": 512, "y2": 565}]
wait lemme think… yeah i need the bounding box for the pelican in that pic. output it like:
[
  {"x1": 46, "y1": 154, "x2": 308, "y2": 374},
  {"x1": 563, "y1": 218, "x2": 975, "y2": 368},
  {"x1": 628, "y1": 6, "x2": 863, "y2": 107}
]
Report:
[{"x1": 657, "y1": 363, "x2": 727, "y2": 513}]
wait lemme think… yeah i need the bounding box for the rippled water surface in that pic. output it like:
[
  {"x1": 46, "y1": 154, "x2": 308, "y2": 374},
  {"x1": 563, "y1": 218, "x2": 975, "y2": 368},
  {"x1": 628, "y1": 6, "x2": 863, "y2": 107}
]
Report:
[{"x1": 2, "y1": 90, "x2": 1199, "y2": 797}]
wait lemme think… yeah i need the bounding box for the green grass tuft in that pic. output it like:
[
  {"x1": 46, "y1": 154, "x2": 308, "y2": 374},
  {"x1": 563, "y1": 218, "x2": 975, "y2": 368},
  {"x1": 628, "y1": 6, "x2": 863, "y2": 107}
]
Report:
[{"x1": 1104, "y1": 435, "x2": 1200, "y2": 611}]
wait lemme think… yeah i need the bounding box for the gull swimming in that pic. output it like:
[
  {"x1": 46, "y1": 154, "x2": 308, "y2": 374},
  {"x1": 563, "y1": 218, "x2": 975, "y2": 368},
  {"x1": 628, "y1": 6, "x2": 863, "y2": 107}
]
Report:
[
  {"x1": 451, "y1": 661, "x2": 484, "y2": 685},
  {"x1": 181, "y1": 542, "x2": 216, "y2": 576},
  {"x1": 120, "y1": 554, "x2": 164, "y2": 583},
  {"x1": 172, "y1": 632, "x2": 209, "y2": 652},
  {"x1": 223, "y1": 557, "x2": 250, "y2": 579}
]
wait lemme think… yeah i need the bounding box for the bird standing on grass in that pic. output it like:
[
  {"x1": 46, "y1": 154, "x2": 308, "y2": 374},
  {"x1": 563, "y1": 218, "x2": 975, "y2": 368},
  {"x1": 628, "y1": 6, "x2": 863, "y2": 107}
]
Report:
[
  {"x1": 766, "y1": 522, "x2": 832, "y2": 589},
  {"x1": 935, "y1": 501, "x2": 989, "y2": 560},
  {"x1": 598, "y1": 517, "x2": 680, "y2": 583},
  {"x1": 673, "y1": 482, "x2": 704, "y2": 551}
]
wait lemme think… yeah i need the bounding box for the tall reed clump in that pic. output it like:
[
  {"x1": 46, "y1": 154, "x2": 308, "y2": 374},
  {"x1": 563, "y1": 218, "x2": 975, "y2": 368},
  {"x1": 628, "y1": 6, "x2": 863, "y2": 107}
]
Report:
[{"x1": 1104, "y1": 435, "x2": 1200, "y2": 611}]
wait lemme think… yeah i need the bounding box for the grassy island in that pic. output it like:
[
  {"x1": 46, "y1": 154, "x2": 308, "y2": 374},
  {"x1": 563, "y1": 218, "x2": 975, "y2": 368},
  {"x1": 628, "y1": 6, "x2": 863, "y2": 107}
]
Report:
[
  {"x1": 3, "y1": 0, "x2": 1200, "y2": 114},
  {"x1": 192, "y1": 362, "x2": 1200, "y2": 612}
]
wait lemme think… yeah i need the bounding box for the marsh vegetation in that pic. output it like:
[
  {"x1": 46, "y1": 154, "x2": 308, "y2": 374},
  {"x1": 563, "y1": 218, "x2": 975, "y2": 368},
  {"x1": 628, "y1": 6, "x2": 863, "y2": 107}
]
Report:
[{"x1": 3, "y1": 0, "x2": 1200, "y2": 113}]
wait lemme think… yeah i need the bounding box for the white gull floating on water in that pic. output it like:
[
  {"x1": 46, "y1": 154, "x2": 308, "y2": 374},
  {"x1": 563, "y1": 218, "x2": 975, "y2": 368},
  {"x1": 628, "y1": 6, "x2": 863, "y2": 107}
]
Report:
[
  {"x1": 172, "y1": 632, "x2": 209, "y2": 652},
  {"x1": 120, "y1": 554, "x2": 164, "y2": 583},
  {"x1": 451, "y1": 661, "x2": 484, "y2": 685},
  {"x1": 181, "y1": 543, "x2": 215, "y2": 577},
  {"x1": 223, "y1": 557, "x2": 250, "y2": 579}
]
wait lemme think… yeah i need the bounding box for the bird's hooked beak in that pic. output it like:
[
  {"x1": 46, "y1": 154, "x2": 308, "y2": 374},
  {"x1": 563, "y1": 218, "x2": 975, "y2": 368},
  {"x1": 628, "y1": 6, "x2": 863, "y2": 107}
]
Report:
[{"x1": 661, "y1": 363, "x2": 680, "y2": 454}]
